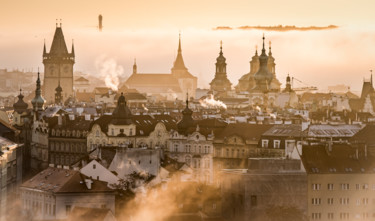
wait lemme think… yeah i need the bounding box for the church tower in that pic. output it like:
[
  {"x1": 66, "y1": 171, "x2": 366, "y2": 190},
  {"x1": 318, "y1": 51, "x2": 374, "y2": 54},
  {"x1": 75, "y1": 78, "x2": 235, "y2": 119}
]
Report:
[
  {"x1": 31, "y1": 72, "x2": 46, "y2": 118},
  {"x1": 171, "y1": 34, "x2": 197, "y2": 99},
  {"x1": 43, "y1": 22, "x2": 74, "y2": 103},
  {"x1": 210, "y1": 41, "x2": 232, "y2": 92}
]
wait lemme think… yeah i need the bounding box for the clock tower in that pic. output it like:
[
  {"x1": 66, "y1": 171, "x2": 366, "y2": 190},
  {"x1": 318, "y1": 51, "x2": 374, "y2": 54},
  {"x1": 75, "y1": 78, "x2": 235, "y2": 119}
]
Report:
[{"x1": 43, "y1": 22, "x2": 74, "y2": 103}]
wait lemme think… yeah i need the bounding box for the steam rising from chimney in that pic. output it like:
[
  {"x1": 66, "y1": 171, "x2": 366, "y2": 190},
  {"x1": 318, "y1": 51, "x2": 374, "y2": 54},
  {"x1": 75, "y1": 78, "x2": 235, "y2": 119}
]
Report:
[
  {"x1": 95, "y1": 55, "x2": 124, "y2": 91},
  {"x1": 199, "y1": 94, "x2": 227, "y2": 109}
]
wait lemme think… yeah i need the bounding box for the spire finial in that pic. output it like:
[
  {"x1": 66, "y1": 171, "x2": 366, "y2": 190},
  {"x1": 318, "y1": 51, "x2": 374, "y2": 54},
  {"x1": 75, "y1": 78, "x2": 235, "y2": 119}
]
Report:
[
  {"x1": 134, "y1": 58, "x2": 136, "y2": 64},
  {"x1": 56, "y1": 19, "x2": 58, "y2": 27},
  {"x1": 178, "y1": 32, "x2": 182, "y2": 53},
  {"x1": 261, "y1": 34, "x2": 266, "y2": 55},
  {"x1": 186, "y1": 92, "x2": 189, "y2": 106},
  {"x1": 60, "y1": 19, "x2": 62, "y2": 27},
  {"x1": 19, "y1": 88, "x2": 22, "y2": 95},
  {"x1": 371, "y1": 69, "x2": 373, "y2": 85}
]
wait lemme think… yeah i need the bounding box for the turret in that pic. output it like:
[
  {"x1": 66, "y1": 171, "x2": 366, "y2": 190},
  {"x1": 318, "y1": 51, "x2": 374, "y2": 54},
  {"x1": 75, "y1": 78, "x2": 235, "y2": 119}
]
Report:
[
  {"x1": 177, "y1": 94, "x2": 195, "y2": 134},
  {"x1": 13, "y1": 89, "x2": 28, "y2": 114},
  {"x1": 31, "y1": 72, "x2": 46, "y2": 112}
]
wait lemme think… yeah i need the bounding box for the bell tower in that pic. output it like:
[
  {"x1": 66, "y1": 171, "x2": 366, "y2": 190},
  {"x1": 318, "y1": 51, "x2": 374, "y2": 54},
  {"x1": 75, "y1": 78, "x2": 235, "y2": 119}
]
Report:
[{"x1": 43, "y1": 21, "x2": 74, "y2": 103}]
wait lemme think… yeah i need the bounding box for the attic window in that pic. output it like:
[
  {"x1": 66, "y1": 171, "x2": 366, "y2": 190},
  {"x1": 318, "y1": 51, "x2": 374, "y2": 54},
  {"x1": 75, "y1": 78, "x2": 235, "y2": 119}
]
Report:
[{"x1": 93, "y1": 164, "x2": 96, "y2": 169}]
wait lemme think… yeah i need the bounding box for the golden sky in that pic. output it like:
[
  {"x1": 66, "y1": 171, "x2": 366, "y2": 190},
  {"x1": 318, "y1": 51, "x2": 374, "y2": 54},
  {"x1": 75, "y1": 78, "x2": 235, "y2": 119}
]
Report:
[{"x1": 1, "y1": 0, "x2": 375, "y2": 91}]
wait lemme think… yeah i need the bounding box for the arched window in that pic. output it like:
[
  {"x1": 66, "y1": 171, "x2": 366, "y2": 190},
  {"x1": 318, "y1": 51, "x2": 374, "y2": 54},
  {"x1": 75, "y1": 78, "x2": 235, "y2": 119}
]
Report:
[{"x1": 96, "y1": 130, "x2": 99, "y2": 137}]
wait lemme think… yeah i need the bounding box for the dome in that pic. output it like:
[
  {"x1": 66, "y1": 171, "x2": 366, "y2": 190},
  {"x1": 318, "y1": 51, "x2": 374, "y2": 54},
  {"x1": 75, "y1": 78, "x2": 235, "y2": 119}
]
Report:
[
  {"x1": 13, "y1": 90, "x2": 28, "y2": 113},
  {"x1": 111, "y1": 92, "x2": 133, "y2": 125}
]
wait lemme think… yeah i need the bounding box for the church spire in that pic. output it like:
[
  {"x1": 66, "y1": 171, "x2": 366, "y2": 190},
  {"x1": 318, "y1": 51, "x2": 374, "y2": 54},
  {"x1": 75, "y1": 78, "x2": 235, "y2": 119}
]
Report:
[
  {"x1": 31, "y1": 71, "x2": 46, "y2": 112},
  {"x1": 71, "y1": 39, "x2": 75, "y2": 56},
  {"x1": 133, "y1": 58, "x2": 137, "y2": 74},
  {"x1": 172, "y1": 33, "x2": 187, "y2": 70},
  {"x1": 43, "y1": 39, "x2": 47, "y2": 56},
  {"x1": 261, "y1": 33, "x2": 266, "y2": 55}
]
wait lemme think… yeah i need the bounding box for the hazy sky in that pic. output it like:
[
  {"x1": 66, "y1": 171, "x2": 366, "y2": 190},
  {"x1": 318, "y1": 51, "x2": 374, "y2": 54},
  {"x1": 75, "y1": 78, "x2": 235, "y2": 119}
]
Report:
[{"x1": 1, "y1": 0, "x2": 375, "y2": 91}]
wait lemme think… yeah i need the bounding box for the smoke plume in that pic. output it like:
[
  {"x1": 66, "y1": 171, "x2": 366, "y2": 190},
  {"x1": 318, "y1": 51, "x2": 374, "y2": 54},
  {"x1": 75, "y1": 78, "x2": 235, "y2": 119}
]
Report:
[
  {"x1": 95, "y1": 55, "x2": 124, "y2": 91},
  {"x1": 199, "y1": 94, "x2": 227, "y2": 109}
]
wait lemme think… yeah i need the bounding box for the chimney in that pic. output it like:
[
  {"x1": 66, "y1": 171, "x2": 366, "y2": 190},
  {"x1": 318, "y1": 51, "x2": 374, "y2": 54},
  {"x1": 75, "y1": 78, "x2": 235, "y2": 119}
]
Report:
[{"x1": 85, "y1": 178, "x2": 93, "y2": 190}]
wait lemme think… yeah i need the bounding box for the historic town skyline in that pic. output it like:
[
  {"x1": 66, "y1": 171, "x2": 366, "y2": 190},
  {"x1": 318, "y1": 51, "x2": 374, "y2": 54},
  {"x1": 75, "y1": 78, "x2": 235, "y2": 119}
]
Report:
[{"x1": 1, "y1": 0, "x2": 375, "y2": 91}]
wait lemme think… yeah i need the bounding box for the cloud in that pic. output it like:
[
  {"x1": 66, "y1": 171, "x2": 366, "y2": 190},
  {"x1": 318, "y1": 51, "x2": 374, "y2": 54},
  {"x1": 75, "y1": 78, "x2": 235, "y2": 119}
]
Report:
[{"x1": 214, "y1": 25, "x2": 339, "y2": 32}]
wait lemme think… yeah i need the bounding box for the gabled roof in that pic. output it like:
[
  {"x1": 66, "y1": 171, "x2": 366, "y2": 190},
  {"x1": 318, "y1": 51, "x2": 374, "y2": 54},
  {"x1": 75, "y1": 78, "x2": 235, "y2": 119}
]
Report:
[
  {"x1": 262, "y1": 124, "x2": 303, "y2": 137},
  {"x1": 75, "y1": 76, "x2": 89, "y2": 82}
]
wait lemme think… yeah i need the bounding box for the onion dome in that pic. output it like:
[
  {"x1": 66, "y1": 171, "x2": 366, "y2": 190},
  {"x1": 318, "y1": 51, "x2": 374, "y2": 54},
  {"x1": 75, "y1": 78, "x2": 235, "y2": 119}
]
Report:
[
  {"x1": 13, "y1": 89, "x2": 28, "y2": 113},
  {"x1": 111, "y1": 92, "x2": 133, "y2": 125},
  {"x1": 216, "y1": 41, "x2": 226, "y2": 63},
  {"x1": 253, "y1": 35, "x2": 273, "y2": 91},
  {"x1": 177, "y1": 97, "x2": 195, "y2": 134},
  {"x1": 31, "y1": 72, "x2": 46, "y2": 111}
]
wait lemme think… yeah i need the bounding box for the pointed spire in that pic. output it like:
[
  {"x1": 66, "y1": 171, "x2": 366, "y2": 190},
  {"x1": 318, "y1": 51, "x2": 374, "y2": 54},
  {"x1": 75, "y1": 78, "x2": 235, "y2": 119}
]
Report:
[
  {"x1": 178, "y1": 32, "x2": 182, "y2": 53},
  {"x1": 71, "y1": 39, "x2": 75, "y2": 56},
  {"x1": 133, "y1": 58, "x2": 137, "y2": 74},
  {"x1": 261, "y1": 33, "x2": 266, "y2": 55},
  {"x1": 220, "y1": 40, "x2": 223, "y2": 55},
  {"x1": 186, "y1": 92, "x2": 189, "y2": 107},
  {"x1": 255, "y1": 45, "x2": 258, "y2": 56},
  {"x1": 268, "y1": 41, "x2": 272, "y2": 56},
  {"x1": 43, "y1": 39, "x2": 47, "y2": 55},
  {"x1": 371, "y1": 70, "x2": 373, "y2": 86},
  {"x1": 172, "y1": 32, "x2": 187, "y2": 70}
]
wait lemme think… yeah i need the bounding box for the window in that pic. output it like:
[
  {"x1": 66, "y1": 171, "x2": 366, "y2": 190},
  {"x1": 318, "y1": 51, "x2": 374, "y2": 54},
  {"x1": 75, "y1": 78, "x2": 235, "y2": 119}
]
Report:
[
  {"x1": 274, "y1": 140, "x2": 280, "y2": 148},
  {"x1": 262, "y1": 140, "x2": 268, "y2": 148},
  {"x1": 341, "y1": 183, "x2": 349, "y2": 190},
  {"x1": 130, "y1": 128, "x2": 133, "y2": 136},
  {"x1": 356, "y1": 184, "x2": 360, "y2": 190},
  {"x1": 339, "y1": 198, "x2": 349, "y2": 205},
  {"x1": 339, "y1": 213, "x2": 349, "y2": 220},
  {"x1": 312, "y1": 183, "x2": 321, "y2": 191},
  {"x1": 327, "y1": 198, "x2": 334, "y2": 205},
  {"x1": 93, "y1": 164, "x2": 96, "y2": 169},
  {"x1": 328, "y1": 213, "x2": 334, "y2": 219},
  {"x1": 362, "y1": 198, "x2": 369, "y2": 205},
  {"x1": 328, "y1": 183, "x2": 334, "y2": 190},
  {"x1": 111, "y1": 128, "x2": 114, "y2": 136},
  {"x1": 312, "y1": 213, "x2": 321, "y2": 220},
  {"x1": 96, "y1": 130, "x2": 99, "y2": 137},
  {"x1": 363, "y1": 184, "x2": 369, "y2": 190},
  {"x1": 66, "y1": 205, "x2": 71, "y2": 215},
  {"x1": 312, "y1": 198, "x2": 321, "y2": 205},
  {"x1": 250, "y1": 195, "x2": 257, "y2": 207}
]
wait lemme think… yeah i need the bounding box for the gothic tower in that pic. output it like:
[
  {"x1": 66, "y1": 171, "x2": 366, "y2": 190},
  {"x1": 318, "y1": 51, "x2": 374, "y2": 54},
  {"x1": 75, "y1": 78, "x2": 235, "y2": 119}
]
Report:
[
  {"x1": 43, "y1": 22, "x2": 74, "y2": 103},
  {"x1": 210, "y1": 41, "x2": 232, "y2": 92}
]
